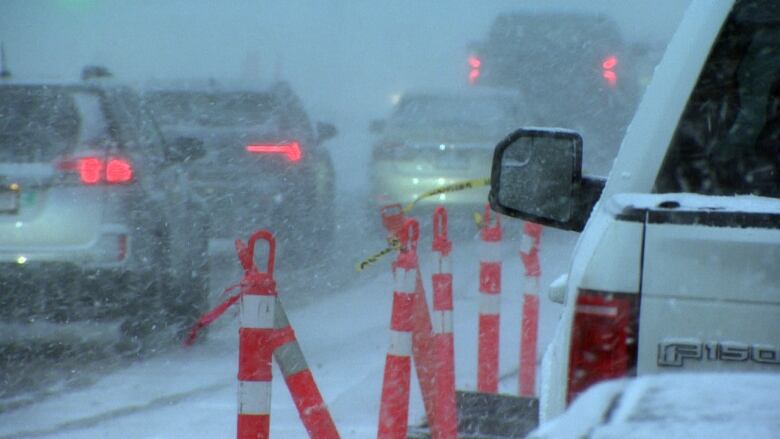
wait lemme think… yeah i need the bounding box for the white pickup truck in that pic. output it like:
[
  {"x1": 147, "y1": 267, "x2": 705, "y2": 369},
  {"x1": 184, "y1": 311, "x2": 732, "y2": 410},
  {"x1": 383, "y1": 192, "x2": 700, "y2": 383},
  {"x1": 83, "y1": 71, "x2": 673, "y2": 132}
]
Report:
[{"x1": 489, "y1": 0, "x2": 780, "y2": 422}]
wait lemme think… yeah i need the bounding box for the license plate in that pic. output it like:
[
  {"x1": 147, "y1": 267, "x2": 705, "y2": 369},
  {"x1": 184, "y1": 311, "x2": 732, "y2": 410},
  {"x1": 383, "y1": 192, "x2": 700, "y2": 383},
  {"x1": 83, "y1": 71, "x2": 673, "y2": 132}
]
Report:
[{"x1": 0, "y1": 189, "x2": 19, "y2": 214}]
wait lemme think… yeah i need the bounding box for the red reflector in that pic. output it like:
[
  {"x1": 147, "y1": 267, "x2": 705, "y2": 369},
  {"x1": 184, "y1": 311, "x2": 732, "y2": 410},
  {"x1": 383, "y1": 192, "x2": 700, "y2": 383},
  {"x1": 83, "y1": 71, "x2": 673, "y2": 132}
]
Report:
[
  {"x1": 106, "y1": 158, "x2": 133, "y2": 184},
  {"x1": 79, "y1": 157, "x2": 103, "y2": 185},
  {"x1": 567, "y1": 290, "x2": 638, "y2": 404},
  {"x1": 245, "y1": 142, "x2": 302, "y2": 162},
  {"x1": 468, "y1": 56, "x2": 481, "y2": 69}
]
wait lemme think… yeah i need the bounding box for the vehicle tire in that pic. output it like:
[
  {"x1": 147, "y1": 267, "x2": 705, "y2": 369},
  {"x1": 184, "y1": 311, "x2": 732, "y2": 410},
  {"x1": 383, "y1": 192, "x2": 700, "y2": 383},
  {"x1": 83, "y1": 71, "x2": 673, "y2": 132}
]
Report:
[{"x1": 162, "y1": 220, "x2": 211, "y2": 346}]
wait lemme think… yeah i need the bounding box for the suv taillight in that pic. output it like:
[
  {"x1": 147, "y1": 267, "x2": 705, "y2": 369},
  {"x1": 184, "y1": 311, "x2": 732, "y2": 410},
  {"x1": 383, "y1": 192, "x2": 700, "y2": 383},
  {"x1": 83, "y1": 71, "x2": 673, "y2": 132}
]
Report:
[
  {"x1": 57, "y1": 156, "x2": 134, "y2": 185},
  {"x1": 245, "y1": 142, "x2": 302, "y2": 162},
  {"x1": 567, "y1": 290, "x2": 638, "y2": 404}
]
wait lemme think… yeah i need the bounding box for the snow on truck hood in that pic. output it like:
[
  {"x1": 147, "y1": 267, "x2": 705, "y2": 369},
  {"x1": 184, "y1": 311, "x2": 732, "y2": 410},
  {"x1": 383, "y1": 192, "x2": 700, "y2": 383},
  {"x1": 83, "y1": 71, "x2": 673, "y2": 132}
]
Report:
[
  {"x1": 529, "y1": 373, "x2": 780, "y2": 439},
  {"x1": 607, "y1": 193, "x2": 780, "y2": 216}
]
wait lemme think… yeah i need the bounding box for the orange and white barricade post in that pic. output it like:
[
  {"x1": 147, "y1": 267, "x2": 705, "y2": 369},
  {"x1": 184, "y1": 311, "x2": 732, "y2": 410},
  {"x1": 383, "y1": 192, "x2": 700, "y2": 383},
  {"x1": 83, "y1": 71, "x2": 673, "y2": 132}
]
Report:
[
  {"x1": 430, "y1": 207, "x2": 457, "y2": 439},
  {"x1": 477, "y1": 204, "x2": 502, "y2": 394},
  {"x1": 518, "y1": 222, "x2": 543, "y2": 397},
  {"x1": 183, "y1": 230, "x2": 340, "y2": 439},
  {"x1": 272, "y1": 298, "x2": 341, "y2": 439},
  {"x1": 381, "y1": 203, "x2": 406, "y2": 241},
  {"x1": 236, "y1": 231, "x2": 277, "y2": 439},
  {"x1": 378, "y1": 219, "x2": 420, "y2": 439}
]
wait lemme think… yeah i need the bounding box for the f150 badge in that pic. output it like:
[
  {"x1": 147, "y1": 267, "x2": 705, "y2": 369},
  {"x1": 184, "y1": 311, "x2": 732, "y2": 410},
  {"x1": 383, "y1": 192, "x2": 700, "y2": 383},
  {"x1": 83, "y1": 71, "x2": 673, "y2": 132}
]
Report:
[{"x1": 658, "y1": 340, "x2": 780, "y2": 367}]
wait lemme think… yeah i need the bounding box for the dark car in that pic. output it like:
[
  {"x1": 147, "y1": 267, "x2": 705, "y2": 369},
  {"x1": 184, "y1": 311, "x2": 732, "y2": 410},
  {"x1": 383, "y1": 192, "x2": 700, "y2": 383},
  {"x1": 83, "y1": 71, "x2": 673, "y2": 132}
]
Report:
[
  {"x1": 469, "y1": 12, "x2": 642, "y2": 175},
  {"x1": 0, "y1": 81, "x2": 211, "y2": 353},
  {"x1": 142, "y1": 81, "x2": 337, "y2": 260}
]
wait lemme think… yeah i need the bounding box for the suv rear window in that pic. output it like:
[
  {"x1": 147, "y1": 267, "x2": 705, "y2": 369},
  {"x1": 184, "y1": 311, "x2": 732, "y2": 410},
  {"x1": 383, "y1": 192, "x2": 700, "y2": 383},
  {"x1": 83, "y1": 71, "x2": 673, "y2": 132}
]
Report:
[
  {"x1": 145, "y1": 91, "x2": 277, "y2": 127},
  {"x1": 655, "y1": 0, "x2": 780, "y2": 198},
  {"x1": 389, "y1": 95, "x2": 520, "y2": 134},
  {"x1": 0, "y1": 86, "x2": 112, "y2": 163},
  {"x1": 0, "y1": 86, "x2": 81, "y2": 162}
]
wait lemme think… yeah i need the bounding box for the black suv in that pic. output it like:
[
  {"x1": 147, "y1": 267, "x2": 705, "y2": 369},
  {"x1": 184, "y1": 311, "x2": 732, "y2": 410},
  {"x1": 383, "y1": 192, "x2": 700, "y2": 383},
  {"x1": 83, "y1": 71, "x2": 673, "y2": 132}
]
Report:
[
  {"x1": 0, "y1": 81, "x2": 211, "y2": 352},
  {"x1": 142, "y1": 82, "x2": 337, "y2": 260},
  {"x1": 469, "y1": 12, "x2": 642, "y2": 175}
]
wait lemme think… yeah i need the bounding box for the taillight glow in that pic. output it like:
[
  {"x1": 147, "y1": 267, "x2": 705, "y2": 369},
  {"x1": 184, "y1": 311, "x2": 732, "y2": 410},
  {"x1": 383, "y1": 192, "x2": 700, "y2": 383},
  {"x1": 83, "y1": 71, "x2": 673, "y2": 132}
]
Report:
[
  {"x1": 468, "y1": 55, "x2": 481, "y2": 85},
  {"x1": 57, "y1": 156, "x2": 134, "y2": 185},
  {"x1": 603, "y1": 70, "x2": 617, "y2": 87},
  {"x1": 601, "y1": 55, "x2": 618, "y2": 88},
  {"x1": 245, "y1": 142, "x2": 302, "y2": 162},
  {"x1": 106, "y1": 158, "x2": 133, "y2": 184},
  {"x1": 79, "y1": 157, "x2": 103, "y2": 185},
  {"x1": 567, "y1": 290, "x2": 638, "y2": 404},
  {"x1": 601, "y1": 55, "x2": 618, "y2": 70}
]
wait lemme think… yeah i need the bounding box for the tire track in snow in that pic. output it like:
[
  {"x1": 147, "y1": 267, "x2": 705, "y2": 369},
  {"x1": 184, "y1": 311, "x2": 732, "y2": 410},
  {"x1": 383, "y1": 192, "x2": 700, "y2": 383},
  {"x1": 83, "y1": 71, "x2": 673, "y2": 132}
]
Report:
[{"x1": 0, "y1": 380, "x2": 230, "y2": 439}]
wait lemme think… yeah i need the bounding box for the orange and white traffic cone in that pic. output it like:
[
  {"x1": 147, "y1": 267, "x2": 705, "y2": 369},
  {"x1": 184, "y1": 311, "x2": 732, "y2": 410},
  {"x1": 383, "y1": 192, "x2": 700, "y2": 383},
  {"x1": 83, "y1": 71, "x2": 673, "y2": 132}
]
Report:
[
  {"x1": 519, "y1": 222, "x2": 543, "y2": 397},
  {"x1": 381, "y1": 203, "x2": 406, "y2": 241},
  {"x1": 477, "y1": 204, "x2": 502, "y2": 394},
  {"x1": 236, "y1": 231, "x2": 277, "y2": 439},
  {"x1": 378, "y1": 219, "x2": 420, "y2": 439},
  {"x1": 272, "y1": 299, "x2": 341, "y2": 439},
  {"x1": 430, "y1": 207, "x2": 457, "y2": 439}
]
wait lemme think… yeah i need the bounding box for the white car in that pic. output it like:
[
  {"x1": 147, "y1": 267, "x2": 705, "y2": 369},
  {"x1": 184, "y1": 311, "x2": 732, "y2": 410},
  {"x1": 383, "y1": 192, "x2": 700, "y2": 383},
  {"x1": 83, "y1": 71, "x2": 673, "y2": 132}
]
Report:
[
  {"x1": 527, "y1": 373, "x2": 780, "y2": 439},
  {"x1": 489, "y1": 0, "x2": 780, "y2": 422}
]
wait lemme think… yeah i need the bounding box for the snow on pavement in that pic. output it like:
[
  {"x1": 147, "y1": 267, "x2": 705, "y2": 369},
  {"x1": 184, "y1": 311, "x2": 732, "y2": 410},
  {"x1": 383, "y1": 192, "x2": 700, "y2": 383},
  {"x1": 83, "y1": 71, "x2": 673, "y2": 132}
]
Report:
[{"x1": 0, "y1": 224, "x2": 576, "y2": 438}]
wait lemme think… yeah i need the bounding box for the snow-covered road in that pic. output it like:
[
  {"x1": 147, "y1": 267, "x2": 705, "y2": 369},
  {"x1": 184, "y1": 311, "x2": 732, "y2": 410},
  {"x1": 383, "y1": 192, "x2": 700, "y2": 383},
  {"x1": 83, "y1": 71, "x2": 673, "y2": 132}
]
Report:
[{"x1": 0, "y1": 207, "x2": 577, "y2": 438}]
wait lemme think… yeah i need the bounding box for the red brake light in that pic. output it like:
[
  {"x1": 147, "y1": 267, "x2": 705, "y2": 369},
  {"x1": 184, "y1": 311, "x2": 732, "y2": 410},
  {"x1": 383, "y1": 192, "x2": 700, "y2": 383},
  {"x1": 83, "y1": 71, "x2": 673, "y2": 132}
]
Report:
[
  {"x1": 245, "y1": 142, "x2": 302, "y2": 162},
  {"x1": 567, "y1": 290, "x2": 638, "y2": 404},
  {"x1": 106, "y1": 158, "x2": 133, "y2": 184},
  {"x1": 468, "y1": 55, "x2": 481, "y2": 85},
  {"x1": 601, "y1": 56, "x2": 618, "y2": 70},
  {"x1": 601, "y1": 55, "x2": 618, "y2": 88},
  {"x1": 57, "y1": 156, "x2": 134, "y2": 185},
  {"x1": 79, "y1": 157, "x2": 103, "y2": 185}
]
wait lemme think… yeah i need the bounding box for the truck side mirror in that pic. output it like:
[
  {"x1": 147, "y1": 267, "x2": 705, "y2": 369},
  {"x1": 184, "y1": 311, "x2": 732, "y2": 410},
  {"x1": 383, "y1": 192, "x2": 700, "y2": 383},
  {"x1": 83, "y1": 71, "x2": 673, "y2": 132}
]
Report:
[{"x1": 489, "y1": 127, "x2": 604, "y2": 231}]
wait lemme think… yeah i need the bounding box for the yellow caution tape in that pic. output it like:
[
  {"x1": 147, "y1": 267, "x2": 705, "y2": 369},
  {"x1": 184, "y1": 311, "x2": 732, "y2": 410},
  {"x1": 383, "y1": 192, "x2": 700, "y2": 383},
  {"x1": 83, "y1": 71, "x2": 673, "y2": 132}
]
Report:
[
  {"x1": 473, "y1": 211, "x2": 484, "y2": 227},
  {"x1": 355, "y1": 237, "x2": 401, "y2": 272},
  {"x1": 402, "y1": 177, "x2": 490, "y2": 213},
  {"x1": 356, "y1": 177, "x2": 491, "y2": 272}
]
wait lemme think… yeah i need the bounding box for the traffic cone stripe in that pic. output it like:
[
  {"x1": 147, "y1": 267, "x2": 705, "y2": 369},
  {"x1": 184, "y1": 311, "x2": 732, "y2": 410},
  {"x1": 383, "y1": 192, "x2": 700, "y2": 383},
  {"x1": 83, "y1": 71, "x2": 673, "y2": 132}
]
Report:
[
  {"x1": 479, "y1": 291, "x2": 501, "y2": 315},
  {"x1": 432, "y1": 253, "x2": 452, "y2": 274},
  {"x1": 478, "y1": 240, "x2": 502, "y2": 262},
  {"x1": 237, "y1": 415, "x2": 270, "y2": 439},
  {"x1": 479, "y1": 261, "x2": 502, "y2": 293},
  {"x1": 519, "y1": 235, "x2": 534, "y2": 254},
  {"x1": 388, "y1": 329, "x2": 413, "y2": 356},
  {"x1": 275, "y1": 341, "x2": 309, "y2": 378},
  {"x1": 240, "y1": 295, "x2": 276, "y2": 328},
  {"x1": 431, "y1": 310, "x2": 453, "y2": 334},
  {"x1": 238, "y1": 381, "x2": 272, "y2": 415},
  {"x1": 238, "y1": 328, "x2": 274, "y2": 381},
  {"x1": 390, "y1": 291, "x2": 416, "y2": 331},
  {"x1": 432, "y1": 273, "x2": 453, "y2": 309},
  {"x1": 393, "y1": 268, "x2": 417, "y2": 293},
  {"x1": 525, "y1": 275, "x2": 540, "y2": 296}
]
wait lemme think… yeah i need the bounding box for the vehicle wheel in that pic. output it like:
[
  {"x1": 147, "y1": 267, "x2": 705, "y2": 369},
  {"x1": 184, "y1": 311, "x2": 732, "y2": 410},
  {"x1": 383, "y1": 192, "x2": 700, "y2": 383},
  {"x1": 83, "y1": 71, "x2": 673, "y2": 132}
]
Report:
[
  {"x1": 116, "y1": 271, "x2": 169, "y2": 356},
  {"x1": 163, "y1": 224, "x2": 211, "y2": 346}
]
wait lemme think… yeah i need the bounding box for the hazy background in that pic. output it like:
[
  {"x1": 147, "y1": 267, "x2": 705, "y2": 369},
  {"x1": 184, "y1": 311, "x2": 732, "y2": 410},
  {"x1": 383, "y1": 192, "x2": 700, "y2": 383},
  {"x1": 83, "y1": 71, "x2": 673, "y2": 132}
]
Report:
[{"x1": 0, "y1": 0, "x2": 691, "y2": 189}]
